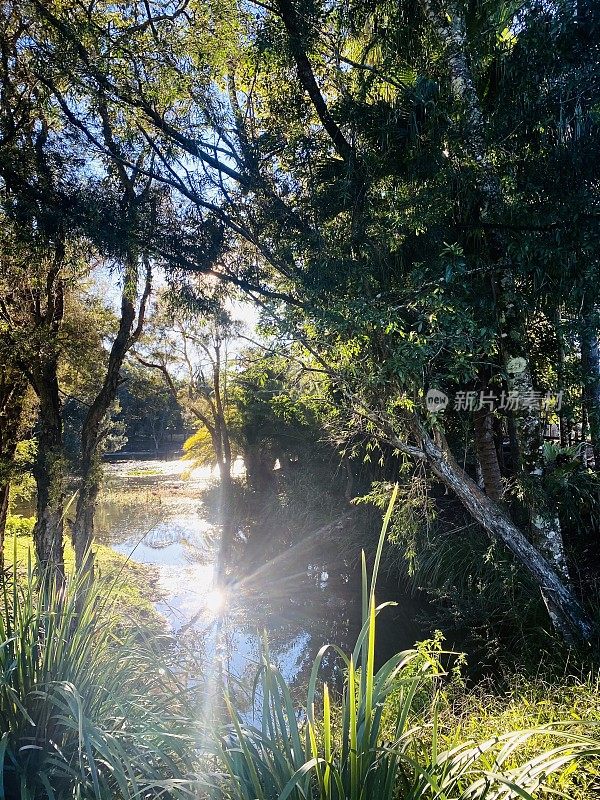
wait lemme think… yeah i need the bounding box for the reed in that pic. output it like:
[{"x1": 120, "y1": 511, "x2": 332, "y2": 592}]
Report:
[{"x1": 0, "y1": 544, "x2": 197, "y2": 799}]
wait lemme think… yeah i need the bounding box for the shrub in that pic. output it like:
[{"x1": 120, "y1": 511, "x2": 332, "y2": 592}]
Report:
[
  {"x1": 0, "y1": 552, "x2": 198, "y2": 799},
  {"x1": 5, "y1": 515, "x2": 35, "y2": 538},
  {"x1": 213, "y1": 488, "x2": 600, "y2": 799}
]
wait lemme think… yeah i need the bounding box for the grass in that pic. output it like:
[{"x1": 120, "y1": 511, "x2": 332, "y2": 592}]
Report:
[
  {"x1": 433, "y1": 670, "x2": 600, "y2": 796},
  {"x1": 124, "y1": 467, "x2": 162, "y2": 477},
  {"x1": 380, "y1": 639, "x2": 600, "y2": 799}
]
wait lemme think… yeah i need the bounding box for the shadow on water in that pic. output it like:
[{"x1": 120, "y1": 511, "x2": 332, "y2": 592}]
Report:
[{"x1": 96, "y1": 458, "x2": 435, "y2": 700}]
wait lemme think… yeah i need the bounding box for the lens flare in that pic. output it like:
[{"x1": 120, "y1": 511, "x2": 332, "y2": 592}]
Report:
[{"x1": 204, "y1": 587, "x2": 227, "y2": 617}]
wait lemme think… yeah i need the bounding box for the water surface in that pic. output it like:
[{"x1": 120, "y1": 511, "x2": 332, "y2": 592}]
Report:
[{"x1": 96, "y1": 458, "x2": 429, "y2": 700}]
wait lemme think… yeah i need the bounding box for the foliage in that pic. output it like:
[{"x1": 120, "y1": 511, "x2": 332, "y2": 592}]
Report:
[
  {"x1": 425, "y1": 670, "x2": 600, "y2": 795},
  {"x1": 5, "y1": 515, "x2": 35, "y2": 538},
  {"x1": 0, "y1": 552, "x2": 198, "y2": 799},
  {"x1": 0, "y1": 0, "x2": 598, "y2": 677},
  {"x1": 7, "y1": 440, "x2": 37, "y2": 506},
  {"x1": 183, "y1": 418, "x2": 240, "y2": 472},
  {"x1": 213, "y1": 491, "x2": 600, "y2": 799},
  {"x1": 115, "y1": 363, "x2": 184, "y2": 454}
]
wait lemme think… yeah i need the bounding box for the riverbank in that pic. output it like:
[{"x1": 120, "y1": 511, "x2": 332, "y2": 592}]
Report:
[
  {"x1": 3, "y1": 509, "x2": 599, "y2": 798},
  {"x1": 4, "y1": 523, "x2": 164, "y2": 632}
]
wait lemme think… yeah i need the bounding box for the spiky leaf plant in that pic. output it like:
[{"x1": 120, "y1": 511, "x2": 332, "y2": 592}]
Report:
[
  {"x1": 0, "y1": 547, "x2": 198, "y2": 799},
  {"x1": 214, "y1": 487, "x2": 600, "y2": 800}
]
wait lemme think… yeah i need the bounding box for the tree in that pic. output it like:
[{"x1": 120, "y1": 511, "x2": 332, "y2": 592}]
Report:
[
  {"x1": 0, "y1": 214, "x2": 78, "y2": 576},
  {"x1": 9, "y1": 0, "x2": 600, "y2": 638},
  {"x1": 231, "y1": 346, "x2": 331, "y2": 492},
  {"x1": 115, "y1": 364, "x2": 183, "y2": 453},
  {"x1": 135, "y1": 295, "x2": 239, "y2": 489}
]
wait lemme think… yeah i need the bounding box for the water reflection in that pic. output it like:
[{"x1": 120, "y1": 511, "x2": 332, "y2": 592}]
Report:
[{"x1": 96, "y1": 458, "x2": 428, "y2": 697}]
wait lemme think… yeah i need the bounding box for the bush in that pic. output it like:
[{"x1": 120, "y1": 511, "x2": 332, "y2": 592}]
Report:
[
  {"x1": 213, "y1": 489, "x2": 600, "y2": 799},
  {"x1": 0, "y1": 555, "x2": 199, "y2": 799},
  {"x1": 5, "y1": 514, "x2": 35, "y2": 538}
]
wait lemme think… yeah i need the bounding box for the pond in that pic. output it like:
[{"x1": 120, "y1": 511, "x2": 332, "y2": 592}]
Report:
[{"x1": 95, "y1": 458, "x2": 433, "y2": 704}]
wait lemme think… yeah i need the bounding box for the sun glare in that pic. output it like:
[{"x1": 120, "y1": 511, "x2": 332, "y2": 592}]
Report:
[{"x1": 204, "y1": 587, "x2": 227, "y2": 617}]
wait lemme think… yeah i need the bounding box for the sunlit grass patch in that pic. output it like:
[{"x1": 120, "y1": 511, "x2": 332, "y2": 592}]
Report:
[{"x1": 125, "y1": 466, "x2": 162, "y2": 477}]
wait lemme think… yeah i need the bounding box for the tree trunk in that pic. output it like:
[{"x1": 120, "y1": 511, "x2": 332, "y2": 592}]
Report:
[
  {"x1": 215, "y1": 462, "x2": 235, "y2": 584},
  {"x1": 504, "y1": 349, "x2": 570, "y2": 577},
  {"x1": 72, "y1": 452, "x2": 101, "y2": 575},
  {"x1": 580, "y1": 305, "x2": 600, "y2": 467},
  {"x1": 0, "y1": 371, "x2": 27, "y2": 566},
  {"x1": 418, "y1": 426, "x2": 593, "y2": 642},
  {"x1": 211, "y1": 352, "x2": 236, "y2": 583},
  {"x1": 412, "y1": 0, "x2": 588, "y2": 639},
  {"x1": 556, "y1": 311, "x2": 568, "y2": 447},
  {"x1": 72, "y1": 256, "x2": 150, "y2": 573},
  {"x1": 33, "y1": 368, "x2": 65, "y2": 577},
  {"x1": 0, "y1": 483, "x2": 9, "y2": 570},
  {"x1": 473, "y1": 406, "x2": 503, "y2": 500}
]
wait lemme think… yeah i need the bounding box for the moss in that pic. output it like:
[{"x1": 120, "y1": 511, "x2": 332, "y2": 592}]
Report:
[{"x1": 4, "y1": 532, "x2": 165, "y2": 633}]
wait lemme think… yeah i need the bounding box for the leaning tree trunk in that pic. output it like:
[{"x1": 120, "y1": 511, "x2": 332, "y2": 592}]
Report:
[
  {"x1": 352, "y1": 398, "x2": 594, "y2": 640},
  {"x1": 0, "y1": 371, "x2": 27, "y2": 566},
  {"x1": 418, "y1": 425, "x2": 593, "y2": 642},
  {"x1": 72, "y1": 255, "x2": 150, "y2": 573},
  {"x1": 33, "y1": 366, "x2": 65, "y2": 577}
]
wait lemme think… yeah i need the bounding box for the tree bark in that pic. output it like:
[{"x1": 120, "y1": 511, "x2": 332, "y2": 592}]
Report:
[
  {"x1": 72, "y1": 257, "x2": 151, "y2": 573},
  {"x1": 212, "y1": 355, "x2": 235, "y2": 584},
  {"x1": 503, "y1": 349, "x2": 570, "y2": 584},
  {"x1": 556, "y1": 310, "x2": 569, "y2": 447},
  {"x1": 473, "y1": 406, "x2": 503, "y2": 500},
  {"x1": 353, "y1": 400, "x2": 593, "y2": 639},
  {"x1": 580, "y1": 305, "x2": 600, "y2": 467},
  {"x1": 32, "y1": 365, "x2": 65, "y2": 577},
  {"x1": 0, "y1": 371, "x2": 27, "y2": 566}
]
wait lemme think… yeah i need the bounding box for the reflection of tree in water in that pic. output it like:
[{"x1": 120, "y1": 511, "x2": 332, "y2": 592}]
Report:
[
  {"x1": 95, "y1": 462, "x2": 429, "y2": 705},
  {"x1": 211, "y1": 478, "x2": 430, "y2": 697},
  {"x1": 95, "y1": 469, "x2": 212, "y2": 550}
]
